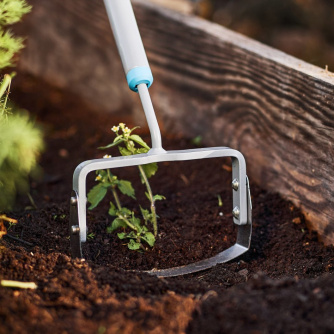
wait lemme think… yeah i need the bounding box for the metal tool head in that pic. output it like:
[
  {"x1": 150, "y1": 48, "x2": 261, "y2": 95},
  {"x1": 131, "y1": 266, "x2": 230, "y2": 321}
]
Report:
[{"x1": 69, "y1": 147, "x2": 252, "y2": 277}]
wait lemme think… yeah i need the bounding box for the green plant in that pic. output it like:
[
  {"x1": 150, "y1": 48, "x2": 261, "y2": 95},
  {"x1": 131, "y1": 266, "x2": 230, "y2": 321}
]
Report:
[
  {"x1": 87, "y1": 232, "x2": 95, "y2": 240},
  {"x1": 0, "y1": 0, "x2": 44, "y2": 219},
  {"x1": 87, "y1": 123, "x2": 165, "y2": 251},
  {"x1": 191, "y1": 135, "x2": 202, "y2": 147},
  {"x1": 0, "y1": 0, "x2": 31, "y2": 68}
]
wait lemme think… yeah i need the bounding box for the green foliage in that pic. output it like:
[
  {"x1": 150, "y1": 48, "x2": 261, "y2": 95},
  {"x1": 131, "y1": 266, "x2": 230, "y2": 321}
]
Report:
[
  {"x1": 87, "y1": 232, "x2": 95, "y2": 240},
  {"x1": 0, "y1": 0, "x2": 31, "y2": 26},
  {"x1": 0, "y1": 0, "x2": 31, "y2": 69},
  {"x1": 140, "y1": 162, "x2": 158, "y2": 181},
  {"x1": 87, "y1": 170, "x2": 136, "y2": 210},
  {"x1": 191, "y1": 135, "x2": 202, "y2": 147},
  {"x1": 0, "y1": 29, "x2": 23, "y2": 68},
  {"x1": 0, "y1": 1, "x2": 44, "y2": 212},
  {"x1": 87, "y1": 183, "x2": 109, "y2": 210},
  {"x1": 117, "y1": 180, "x2": 135, "y2": 199},
  {"x1": 88, "y1": 123, "x2": 165, "y2": 251},
  {"x1": 0, "y1": 111, "x2": 44, "y2": 211}
]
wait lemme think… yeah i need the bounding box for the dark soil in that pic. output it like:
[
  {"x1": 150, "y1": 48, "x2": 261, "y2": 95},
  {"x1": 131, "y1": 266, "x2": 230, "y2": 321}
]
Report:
[{"x1": 0, "y1": 75, "x2": 333, "y2": 333}]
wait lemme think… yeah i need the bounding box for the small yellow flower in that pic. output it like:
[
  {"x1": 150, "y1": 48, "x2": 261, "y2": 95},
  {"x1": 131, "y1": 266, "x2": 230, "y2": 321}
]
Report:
[
  {"x1": 111, "y1": 126, "x2": 119, "y2": 132},
  {"x1": 119, "y1": 123, "x2": 125, "y2": 129},
  {"x1": 95, "y1": 175, "x2": 102, "y2": 181},
  {"x1": 103, "y1": 154, "x2": 111, "y2": 159}
]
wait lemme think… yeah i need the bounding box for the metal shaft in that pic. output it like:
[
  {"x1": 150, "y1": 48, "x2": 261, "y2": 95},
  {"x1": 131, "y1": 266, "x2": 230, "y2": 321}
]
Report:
[{"x1": 137, "y1": 83, "x2": 164, "y2": 152}]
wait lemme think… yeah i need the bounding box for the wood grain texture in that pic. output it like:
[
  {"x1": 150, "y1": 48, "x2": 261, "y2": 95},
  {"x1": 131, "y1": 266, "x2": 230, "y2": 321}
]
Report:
[{"x1": 15, "y1": 0, "x2": 334, "y2": 244}]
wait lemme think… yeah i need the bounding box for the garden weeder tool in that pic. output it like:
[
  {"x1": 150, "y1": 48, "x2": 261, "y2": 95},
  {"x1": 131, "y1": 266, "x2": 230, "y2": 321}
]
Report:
[{"x1": 69, "y1": 0, "x2": 252, "y2": 277}]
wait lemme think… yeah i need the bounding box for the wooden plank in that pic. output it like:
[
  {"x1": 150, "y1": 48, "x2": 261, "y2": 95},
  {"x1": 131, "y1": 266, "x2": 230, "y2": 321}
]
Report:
[{"x1": 15, "y1": 0, "x2": 334, "y2": 244}]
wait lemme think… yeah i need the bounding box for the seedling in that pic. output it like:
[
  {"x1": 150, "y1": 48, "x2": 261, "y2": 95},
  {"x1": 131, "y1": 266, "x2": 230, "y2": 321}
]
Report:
[
  {"x1": 191, "y1": 135, "x2": 203, "y2": 147},
  {"x1": 87, "y1": 124, "x2": 165, "y2": 250},
  {"x1": 87, "y1": 232, "x2": 95, "y2": 241}
]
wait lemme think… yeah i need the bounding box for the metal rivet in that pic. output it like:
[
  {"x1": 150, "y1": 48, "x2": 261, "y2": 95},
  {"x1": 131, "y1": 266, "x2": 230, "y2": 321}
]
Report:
[
  {"x1": 232, "y1": 178, "x2": 239, "y2": 191},
  {"x1": 232, "y1": 206, "x2": 240, "y2": 219},
  {"x1": 70, "y1": 197, "x2": 77, "y2": 206},
  {"x1": 71, "y1": 225, "x2": 80, "y2": 235}
]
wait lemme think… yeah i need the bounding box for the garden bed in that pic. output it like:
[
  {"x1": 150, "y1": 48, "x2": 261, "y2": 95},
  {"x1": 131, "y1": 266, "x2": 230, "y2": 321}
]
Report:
[{"x1": 0, "y1": 75, "x2": 333, "y2": 333}]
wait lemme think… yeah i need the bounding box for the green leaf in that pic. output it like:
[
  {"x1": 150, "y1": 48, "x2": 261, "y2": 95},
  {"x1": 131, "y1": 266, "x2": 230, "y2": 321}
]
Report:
[
  {"x1": 87, "y1": 183, "x2": 108, "y2": 209},
  {"x1": 153, "y1": 194, "x2": 166, "y2": 201},
  {"x1": 108, "y1": 202, "x2": 117, "y2": 216},
  {"x1": 191, "y1": 135, "x2": 202, "y2": 147},
  {"x1": 141, "y1": 163, "x2": 158, "y2": 180},
  {"x1": 127, "y1": 230, "x2": 137, "y2": 239},
  {"x1": 117, "y1": 180, "x2": 135, "y2": 199},
  {"x1": 103, "y1": 182, "x2": 113, "y2": 188},
  {"x1": 140, "y1": 206, "x2": 151, "y2": 222},
  {"x1": 98, "y1": 139, "x2": 124, "y2": 150},
  {"x1": 136, "y1": 148, "x2": 149, "y2": 154},
  {"x1": 113, "y1": 135, "x2": 123, "y2": 142},
  {"x1": 0, "y1": 31, "x2": 24, "y2": 69},
  {"x1": 118, "y1": 146, "x2": 132, "y2": 156},
  {"x1": 128, "y1": 239, "x2": 141, "y2": 250},
  {"x1": 129, "y1": 135, "x2": 150, "y2": 150},
  {"x1": 0, "y1": 0, "x2": 31, "y2": 26},
  {"x1": 119, "y1": 207, "x2": 132, "y2": 217},
  {"x1": 130, "y1": 215, "x2": 142, "y2": 230},
  {"x1": 107, "y1": 218, "x2": 127, "y2": 232},
  {"x1": 117, "y1": 232, "x2": 126, "y2": 239},
  {"x1": 141, "y1": 232, "x2": 155, "y2": 247}
]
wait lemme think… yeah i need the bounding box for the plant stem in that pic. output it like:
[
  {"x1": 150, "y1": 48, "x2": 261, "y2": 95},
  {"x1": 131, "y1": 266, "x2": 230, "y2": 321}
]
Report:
[
  {"x1": 0, "y1": 74, "x2": 11, "y2": 117},
  {"x1": 107, "y1": 170, "x2": 138, "y2": 232},
  {"x1": 111, "y1": 186, "x2": 122, "y2": 211},
  {"x1": 107, "y1": 169, "x2": 122, "y2": 210},
  {"x1": 110, "y1": 187, "x2": 138, "y2": 231},
  {"x1": 138, "y1": 165, "x2": 158, "y2": 236},
  {"x1": 118, "y1": 215, "x2": 138, "y2": 231},
  {"x1": 138, "y1": 239, "x2": 146, "y2": 251},
  {"x1": 27, "y1": 192, "x2": 38, "y2": 209},
  {"x1": 0, "y1": 74, "x2": 11, "y2": 100},
  {"x1": 111, "y1": 187, "x2": 138, "y2": 232}
]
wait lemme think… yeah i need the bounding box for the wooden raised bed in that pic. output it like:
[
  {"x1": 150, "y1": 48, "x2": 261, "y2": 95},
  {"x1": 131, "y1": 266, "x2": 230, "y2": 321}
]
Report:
[{"x1": 16, "y1": 0, "x2": 334, "y2": 244}]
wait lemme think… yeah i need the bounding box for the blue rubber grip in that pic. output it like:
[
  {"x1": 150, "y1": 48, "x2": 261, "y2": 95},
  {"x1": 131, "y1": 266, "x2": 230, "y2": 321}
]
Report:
[{"x1": 126, "y1": 66, "x2": 153, "y2": 92}]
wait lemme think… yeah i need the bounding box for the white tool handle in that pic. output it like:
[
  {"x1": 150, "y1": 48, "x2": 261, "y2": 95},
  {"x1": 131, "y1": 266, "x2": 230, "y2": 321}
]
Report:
[{"x1": 104, "y1": 0, "x2": 153, "y2": 92}]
